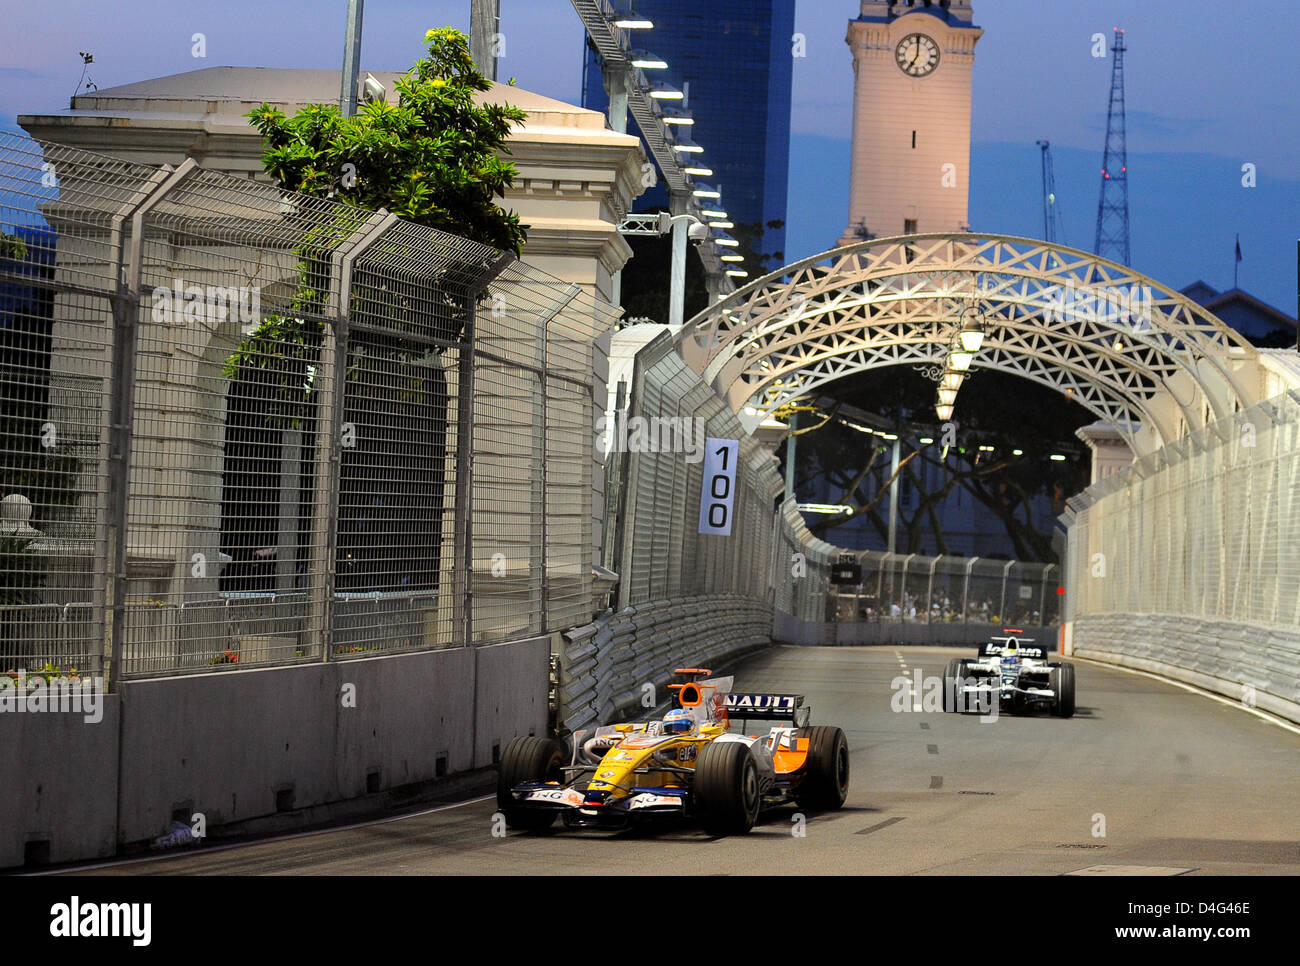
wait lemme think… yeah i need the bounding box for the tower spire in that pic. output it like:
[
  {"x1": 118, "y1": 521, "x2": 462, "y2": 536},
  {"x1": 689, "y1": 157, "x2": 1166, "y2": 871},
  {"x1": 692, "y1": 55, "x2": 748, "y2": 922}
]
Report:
[{"x1": 1094, "y1": 27, "x2": 1130, "y2": 265}]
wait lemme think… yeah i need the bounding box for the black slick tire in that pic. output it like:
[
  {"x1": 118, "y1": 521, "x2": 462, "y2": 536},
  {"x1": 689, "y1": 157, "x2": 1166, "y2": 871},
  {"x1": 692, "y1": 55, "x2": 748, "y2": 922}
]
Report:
[
  {"x1": 496, "y1": 735, "x2": 567, "y2": 831},
  {"x1": 1053, "y1": 663, "x2": 1076, "y2": 718},
  {"x1": 944, "y1": 658, "x2": 963, "y2": 713},
  {"x1": 794, "y1": 725, "x2": 850, "y2": 810},
  {"x1": 695, "y1": 740, "x2": 761, "y2": 835}
]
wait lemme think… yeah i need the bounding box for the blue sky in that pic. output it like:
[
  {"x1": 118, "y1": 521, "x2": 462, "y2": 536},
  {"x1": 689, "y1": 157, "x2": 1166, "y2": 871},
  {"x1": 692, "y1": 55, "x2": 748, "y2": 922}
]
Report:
[{"x1": 1, "y1": 0, "x2": 1296, "y2": 310}]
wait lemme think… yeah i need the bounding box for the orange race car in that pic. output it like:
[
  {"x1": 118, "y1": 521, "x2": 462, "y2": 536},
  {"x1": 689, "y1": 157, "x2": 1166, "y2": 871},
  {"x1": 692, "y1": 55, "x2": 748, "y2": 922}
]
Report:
[{"x1": 497, "y1": 668, "x2": 850, "y2": 835}]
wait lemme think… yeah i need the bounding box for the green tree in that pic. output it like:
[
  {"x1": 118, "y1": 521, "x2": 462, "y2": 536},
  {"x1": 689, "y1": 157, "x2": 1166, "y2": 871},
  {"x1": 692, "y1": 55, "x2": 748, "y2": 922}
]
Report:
[
  {"x1": 246, "y1": 27, "x2": 527, "y2": 253},
  {"x1": 218, "y1": 28, "x2": 528, "y2": 595},
  {"x1": 728, "y1": 218, "x2": 784, "y2": 278},
  {"x1": 226, "y1": 26, "x2": 529, "y2": 400}
]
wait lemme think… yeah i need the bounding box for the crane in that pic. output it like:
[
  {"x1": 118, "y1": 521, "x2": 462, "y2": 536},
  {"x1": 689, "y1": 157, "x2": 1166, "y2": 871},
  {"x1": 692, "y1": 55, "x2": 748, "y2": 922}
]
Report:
[{"x1": 1036, "y1": 139, "x2": 1065, "y2": 246}]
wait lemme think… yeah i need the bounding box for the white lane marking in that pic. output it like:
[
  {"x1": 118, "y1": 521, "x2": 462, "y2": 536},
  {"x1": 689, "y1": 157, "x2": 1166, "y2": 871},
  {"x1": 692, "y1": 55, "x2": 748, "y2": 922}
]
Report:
[
  {"x1": 1069, "y1": 656, "x2": 1300, "y2": 737},
  {"x1": 1066, "y1": 865, "x2": 1193, "y2": 876},
  {"x1": 26, "y1": 794, "x2": 496, "y2": 876}
]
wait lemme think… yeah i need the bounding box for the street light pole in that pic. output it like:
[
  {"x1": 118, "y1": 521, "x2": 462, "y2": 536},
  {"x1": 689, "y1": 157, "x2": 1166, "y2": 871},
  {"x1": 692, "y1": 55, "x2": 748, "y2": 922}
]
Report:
[
  {"x1": 340, "y1": 0, "x2": 364, "y2": 118},
  {"x1": 886, "y1": 435, "x2": 901, "y2": 554},
  {"x1": 471, "y1": 0, "x2": 501, "y2": 81},
  {"x1": 784, "y1": 412, "x2": 798, "y2": 504},
  {"x1": 605, "y1": 68, "x2": 629, "y2": 134},
  {"x1": 668, "y1": 191, "x2": 690, "y2": 327}
]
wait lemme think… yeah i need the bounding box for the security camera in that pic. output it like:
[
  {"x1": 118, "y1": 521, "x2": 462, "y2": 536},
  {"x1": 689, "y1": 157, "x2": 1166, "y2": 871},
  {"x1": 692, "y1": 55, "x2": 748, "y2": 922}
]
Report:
[
  {"x1": 363, "y1": 73, "x2": 386, "y2": 104},
  {"x1": 687, "y1": 221, "x2": 709, "y2": 242}
]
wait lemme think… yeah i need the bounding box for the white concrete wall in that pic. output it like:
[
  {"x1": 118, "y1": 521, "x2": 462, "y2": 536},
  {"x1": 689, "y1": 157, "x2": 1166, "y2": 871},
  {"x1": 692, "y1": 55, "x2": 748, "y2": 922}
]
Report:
[{"x1": 1072, "y1": 613, "x2": 1300, "y2": 725}]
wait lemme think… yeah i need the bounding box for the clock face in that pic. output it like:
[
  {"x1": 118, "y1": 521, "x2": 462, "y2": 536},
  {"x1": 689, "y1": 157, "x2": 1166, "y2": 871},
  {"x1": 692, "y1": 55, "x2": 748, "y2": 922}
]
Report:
[{"x1": 895, "y1": 33, "x2": 940, "y2": 77}]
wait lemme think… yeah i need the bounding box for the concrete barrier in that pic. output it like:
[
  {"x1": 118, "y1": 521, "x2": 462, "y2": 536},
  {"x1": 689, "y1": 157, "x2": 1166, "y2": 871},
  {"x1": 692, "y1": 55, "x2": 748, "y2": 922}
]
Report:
[
  {"x1": 1, "y1": 635, "x2": 548, "y2": 868},
  {"x1": 1072, "y1": 613, "x2": 1300, "y2": 725},
  {"x1": 0, "y1": 692, "x2": 120, "y2": 868}
]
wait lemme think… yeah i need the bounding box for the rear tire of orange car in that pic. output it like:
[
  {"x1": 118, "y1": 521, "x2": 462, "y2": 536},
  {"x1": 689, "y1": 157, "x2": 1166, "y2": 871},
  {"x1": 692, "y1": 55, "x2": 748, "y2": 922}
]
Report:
[
  {"x1": 794, "y1": 725, "x2": 850, "y2": 810},
  {"x1": 497, "y1": 735, "x2": 567, "y2": 831},
  {"x1": 695, "y1": 741, "x2": 761, "y2": 836}
]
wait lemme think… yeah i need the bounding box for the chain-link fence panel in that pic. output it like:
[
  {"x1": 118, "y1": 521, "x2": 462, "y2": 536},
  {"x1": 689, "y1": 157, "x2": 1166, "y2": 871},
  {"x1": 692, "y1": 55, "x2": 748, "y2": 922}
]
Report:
[
  {"x1": 0, "y1": 135, "x2": 166, "y2": 677},
  {"x1": 1, "y1": 134, "x2": 617, "y2": 681}
]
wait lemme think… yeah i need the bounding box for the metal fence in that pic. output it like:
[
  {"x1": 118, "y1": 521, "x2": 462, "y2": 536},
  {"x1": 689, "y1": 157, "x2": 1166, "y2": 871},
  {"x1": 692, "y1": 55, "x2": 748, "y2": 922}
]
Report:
[
  {"x1": 607, "y1": 330, "x2": 782, "y2": 608},
  {"x1": 1064, "y1": 390, "x2": 1300, "y2": 624},
  {"x1": 0, "y1": 133, "x2": 617, "y2": 683},
  {"x1": 595, "y1": 324, "x2": 1058, "y2": 647},
  {"x1": 1060, "y1": 389, "x2": 1300, "y2": 720},
  {"x1": 831, "y1": 551, "x2": 1059, "y2": 628}
]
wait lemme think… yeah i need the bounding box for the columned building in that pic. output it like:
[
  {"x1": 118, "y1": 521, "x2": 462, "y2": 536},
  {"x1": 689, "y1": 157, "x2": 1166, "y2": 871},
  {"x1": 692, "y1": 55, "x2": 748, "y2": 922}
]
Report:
[
  {"x1": 19, "y1": 67, "x2": 645, "y2": 310},
  {"x1": 17, "y1": 68, "x2": 646, "y2": 608}
]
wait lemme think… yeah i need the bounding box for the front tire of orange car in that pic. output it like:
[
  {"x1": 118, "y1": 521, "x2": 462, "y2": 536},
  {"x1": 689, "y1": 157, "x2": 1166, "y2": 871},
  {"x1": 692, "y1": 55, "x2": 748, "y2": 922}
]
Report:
[{"x1": 496, "y1": 735, "x2": 567, "y2": 831}]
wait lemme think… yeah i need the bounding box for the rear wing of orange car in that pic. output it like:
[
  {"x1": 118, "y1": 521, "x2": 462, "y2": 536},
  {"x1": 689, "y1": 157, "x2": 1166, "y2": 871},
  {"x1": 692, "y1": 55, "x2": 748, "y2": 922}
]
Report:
[{"x1": 723, "y1": 692, "x2": 810, "y2": 727}]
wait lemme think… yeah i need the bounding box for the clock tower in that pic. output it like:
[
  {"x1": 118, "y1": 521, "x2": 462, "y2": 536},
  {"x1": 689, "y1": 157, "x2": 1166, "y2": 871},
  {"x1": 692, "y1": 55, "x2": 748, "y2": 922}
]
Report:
[{"x1": 840, "y1": 1, "x2": 982, "y2": 246}]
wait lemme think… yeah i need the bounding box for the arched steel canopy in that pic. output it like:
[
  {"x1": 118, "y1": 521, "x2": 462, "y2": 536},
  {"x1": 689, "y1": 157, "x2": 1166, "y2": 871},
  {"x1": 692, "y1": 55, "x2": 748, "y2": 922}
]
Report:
[{"x1": 676, "y1": 234, "x2": 1261, "y2": 454}]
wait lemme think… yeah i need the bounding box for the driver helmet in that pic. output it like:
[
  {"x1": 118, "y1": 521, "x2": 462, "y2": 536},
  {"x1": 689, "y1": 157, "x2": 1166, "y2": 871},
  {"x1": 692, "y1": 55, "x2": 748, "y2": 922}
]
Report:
[{"x1": 663, "y1": 708, "x2": 694, "y2": 734}]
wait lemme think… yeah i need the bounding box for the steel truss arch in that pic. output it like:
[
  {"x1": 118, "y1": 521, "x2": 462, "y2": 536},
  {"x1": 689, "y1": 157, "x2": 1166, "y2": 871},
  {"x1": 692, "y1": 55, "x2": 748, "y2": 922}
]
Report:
[{"x1": 676, "y1": 234, "x2": 1261, "y2": 453}]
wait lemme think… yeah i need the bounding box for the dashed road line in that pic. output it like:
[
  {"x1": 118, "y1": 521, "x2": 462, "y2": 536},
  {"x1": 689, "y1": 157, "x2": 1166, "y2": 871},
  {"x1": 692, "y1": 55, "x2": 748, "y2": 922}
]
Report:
[{"x1": 855, "y1": 816, "x2": 905, "y2": 836}]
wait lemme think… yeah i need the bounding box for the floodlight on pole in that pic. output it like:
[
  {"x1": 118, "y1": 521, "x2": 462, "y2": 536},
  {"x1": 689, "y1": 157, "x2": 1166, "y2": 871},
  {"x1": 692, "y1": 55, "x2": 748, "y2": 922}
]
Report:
[
  {"x1": 649, "y1": 82, "x2": 684, "y2": 100},
  {"x1": 629, "y1": 49, "x2": 668, "y2": 69},
  {"x1": 609, "y1": 9, "x2": 653, "y2": 29}
]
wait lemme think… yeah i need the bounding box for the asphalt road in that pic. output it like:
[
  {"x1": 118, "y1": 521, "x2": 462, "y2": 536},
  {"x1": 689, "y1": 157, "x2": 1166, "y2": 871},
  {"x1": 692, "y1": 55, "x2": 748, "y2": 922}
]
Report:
[{"x1": 63, "y1": 646, "x2": 1300, "y2": 875}]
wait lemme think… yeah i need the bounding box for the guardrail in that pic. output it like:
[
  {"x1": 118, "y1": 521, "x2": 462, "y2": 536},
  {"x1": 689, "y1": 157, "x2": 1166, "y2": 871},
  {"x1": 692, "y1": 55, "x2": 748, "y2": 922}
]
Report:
[{"x1": 557, "y1": 594, "x2": 772, "y2": 732}]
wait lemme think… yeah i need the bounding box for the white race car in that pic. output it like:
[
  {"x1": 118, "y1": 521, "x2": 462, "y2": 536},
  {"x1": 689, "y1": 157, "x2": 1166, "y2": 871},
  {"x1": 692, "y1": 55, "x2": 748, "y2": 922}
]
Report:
[{"x1": 944, "y1": 633, "x2": 1075, "y2": 717}]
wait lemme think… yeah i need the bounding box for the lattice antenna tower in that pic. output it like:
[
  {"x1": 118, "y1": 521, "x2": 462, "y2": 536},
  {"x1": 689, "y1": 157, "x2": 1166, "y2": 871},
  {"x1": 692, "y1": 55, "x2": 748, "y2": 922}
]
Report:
[{"x1": 1094, "y1": 27, "x2": 1130, "y2": 265}]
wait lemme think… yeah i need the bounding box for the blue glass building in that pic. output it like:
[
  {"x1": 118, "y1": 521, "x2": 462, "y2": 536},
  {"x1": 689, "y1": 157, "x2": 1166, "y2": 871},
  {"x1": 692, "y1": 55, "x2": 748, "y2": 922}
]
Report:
[{"x1": 581, "y1": 0, "x2": 796, "y2": 267}]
